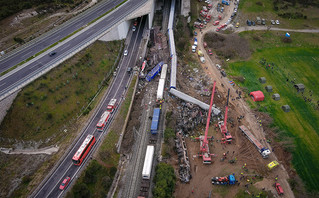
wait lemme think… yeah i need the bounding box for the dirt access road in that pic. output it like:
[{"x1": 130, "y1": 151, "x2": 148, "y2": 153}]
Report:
[{"x1": 174, "y1": 2, "x2": 295, "y2": 198}]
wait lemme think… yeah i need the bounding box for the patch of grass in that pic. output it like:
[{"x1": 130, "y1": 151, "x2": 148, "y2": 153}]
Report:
[
  {"x1": 120, "y1": 75, "x2": 137, "y2": 117},
  {"x1": 228, "y1": 32, "x2": 319, "y2": 192},
  {"x1": 0, "y1": 40, "x2": 121, "y2": 147},
  {"x1": 238, "y1": 0, "x2": 319, "y2": 29}
]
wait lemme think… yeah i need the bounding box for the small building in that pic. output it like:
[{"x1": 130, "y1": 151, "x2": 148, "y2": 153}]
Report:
[
  {"x1": 282, "y1": 105, "x2": 291, "y2": 112},
  {"x1": 250, "y1": 91, "x2": 264, "y2": 102},
  {"x1": 259, "y1": 77, "x2": 266, "y2": 84},
  {"x1": 294, "y1": 84, "x2": 305, "y2": 92},
  {"x1": 272, "y1": 93, "x2": 280, "y2": 101},
  {"x1": 265, "y1": 85, "x2": 273, "y2": 92}
]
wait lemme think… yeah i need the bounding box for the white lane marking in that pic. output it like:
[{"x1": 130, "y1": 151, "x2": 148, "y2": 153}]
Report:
[
  {"x1": 21, "y1": 51, "x2": 33, "y2": 59},
  {"x1": 45, "y1": 163, "x2": 73, "y2": 198},
  {"x1": 60, "y1": 44, "x2": 71, "y2": 51},
  {"x1": 97, "y1": 10, "x2": 105, "y2": 15},
  {"x1": 0, "y1": 82, "x2": 6, "y2": 87}
]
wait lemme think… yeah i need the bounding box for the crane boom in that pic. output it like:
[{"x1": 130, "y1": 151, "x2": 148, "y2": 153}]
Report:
[{"x1": 202, "y1": 81, "x2": 216, "y2": 152}]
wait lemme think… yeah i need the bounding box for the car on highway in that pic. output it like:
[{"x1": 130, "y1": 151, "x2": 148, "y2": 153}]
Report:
[
  {"x1": 208, "y1": 49, "x2": 213, "y2": 55},
  {"x1": 276, "y1": 20, "x2": 280, "y2": 25},
  {"x1": 133, "y1": 20, "x2": 138, "y2": 26},
  {"x1": 49, "y1": 51, "x2": 56, "y2": 57},
  {"x1": 59, "y1": 176, "x2": 71, "y2": 190},
  {"x1": 124, "y1": 50, "x2": 128, "y2": 56},
  {"x1": 132, "y1": 26, "x2": 136, "y2": 31}
]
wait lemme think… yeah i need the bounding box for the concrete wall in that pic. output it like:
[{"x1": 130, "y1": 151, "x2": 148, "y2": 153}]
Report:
[{"x1": 99, "y1": 20, "x2": 131, "y2": 42}]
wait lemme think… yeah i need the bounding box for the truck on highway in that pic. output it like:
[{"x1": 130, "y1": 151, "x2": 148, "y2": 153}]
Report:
[
  {"x1": 142, "y1": 145, "x2": 155, "y2": 180},
  {"x1": 239, "y1": 125, "x2": 271, "y2": 158},
  {"x1": 151, "y1": 108, "x2": 160, "y2": 134}
]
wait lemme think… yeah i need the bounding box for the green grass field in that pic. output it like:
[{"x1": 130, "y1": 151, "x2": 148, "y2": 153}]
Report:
[
  {"x1": 238, "y1": 0, "x2": 319, "y2": 29},
  {"x1": 0, "y1": 40, "x2": 121, "y2": 147},
  {"x1": 228, "y1": 31, "x2": 319, "y2": 192}
]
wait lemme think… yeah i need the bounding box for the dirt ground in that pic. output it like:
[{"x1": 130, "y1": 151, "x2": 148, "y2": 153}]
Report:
[{"x1": 171, "y1": 2, "x2": 296, "y2": 198}]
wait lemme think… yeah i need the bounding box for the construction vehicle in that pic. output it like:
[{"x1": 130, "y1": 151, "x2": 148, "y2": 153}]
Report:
[
  {"x1": 211, "y1": 175, "x2": 236, "y2": 185},
  {"x1": 218, "y1": 89, "x2": 232, "y2": 143},
  {"x1": 197, "y1": 81, "x2": 217, "y2": 164},
  {"x1": 239, "y1": 125, "x2": 271, "y2": 158}
]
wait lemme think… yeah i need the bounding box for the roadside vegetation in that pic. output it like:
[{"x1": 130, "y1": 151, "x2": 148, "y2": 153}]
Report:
[
  {"x1": 0, "y1": 40, "x2": 121, "y2": 197},
  {"x1": 0, "y1": 0, "x2": 85, "y2": 21},
  {"x1": 66, "y1": 74, "x2": 137, "y2": 197},
  {"x1": 227, "y1": 31, "x2": 319, "y2": 193},
  {"x1": 238, "y1": 0, "x2": 319, "y2": 29},
  {"x1": 153, "y1": 162, "x2": 176, "y2": 198}
]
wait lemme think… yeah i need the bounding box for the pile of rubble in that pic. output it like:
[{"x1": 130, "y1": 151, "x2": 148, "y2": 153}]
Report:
[
  {"x1": 175, "y1": 131, "x2": 191, "y2": 183},
  {"x1": 176, "y1": 102, "x2": 207, "y2": 135}
]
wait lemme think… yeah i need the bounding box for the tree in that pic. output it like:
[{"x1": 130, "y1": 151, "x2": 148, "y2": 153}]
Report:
[{"x1": 153, "y1": 163, "x2": 176, "y2": 198}]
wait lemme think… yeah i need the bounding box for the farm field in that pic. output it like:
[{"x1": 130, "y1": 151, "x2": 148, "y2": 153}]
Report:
[{"x1": 228, "y1": 31, "x2": 319, "y2": 192}]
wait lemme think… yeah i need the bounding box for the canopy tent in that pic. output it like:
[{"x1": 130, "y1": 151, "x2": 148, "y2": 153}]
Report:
[
  {"x1": 282, "y1": 105, "x2": 291, "y2": 112},
  {"x1": 259, "y1": 77, "x2": 266, "y2": 84},
  {"x1": 265, "y1": 85, "x2": 273, "y2": 92},
  {"x1": 272, "y1": 93, "x2": 280, "y2": 101},
  {"x1": 294, "y1": 84, "x2": 305, "y2": 92},
  {"x1": 250, "y1": 91, "x2": 265, "y2": 102}
]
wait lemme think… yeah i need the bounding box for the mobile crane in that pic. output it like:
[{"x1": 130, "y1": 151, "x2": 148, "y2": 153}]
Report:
[
  {"x1": 218, "y1": 89, "x2": 232, "y2": 143},
  {"x1": 198, "y1": 81, "x2": 216, "y2": 164}
]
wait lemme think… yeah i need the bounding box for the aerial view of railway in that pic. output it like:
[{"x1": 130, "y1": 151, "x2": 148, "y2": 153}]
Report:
[{"x1": 0, "y1": 0, "x2": 318, "y2": 197}]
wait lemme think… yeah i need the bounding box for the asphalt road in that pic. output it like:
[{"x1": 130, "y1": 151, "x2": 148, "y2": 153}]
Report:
[
  {"x1": 0, "y1": 0, "x2": 122, "y2": 72},
  {"x1": 32, "y1": 15, "x2": 146, "y2": 198},
  {"x1": 0, "y1": 0, "x2": 148, "y2": 101}
]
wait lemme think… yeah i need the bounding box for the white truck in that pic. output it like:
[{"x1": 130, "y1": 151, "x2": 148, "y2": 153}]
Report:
[
  {"x1": 239, "y1": 125, "x2": 271, "y2": 158},
  {"x1": 200, "y1": 57, "x2": 205, "y2": 63},
  {"x1": 192, "y1": 45, "x2": 196, "y2": 53}
]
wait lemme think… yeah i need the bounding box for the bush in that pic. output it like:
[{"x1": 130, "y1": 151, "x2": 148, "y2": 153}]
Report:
[
  {"x1": 14, "y1": 37, "x2": 25, "y2": 44},
  {"x1": 73, "y1": 183, "x2": 90, "y2": 198},
  {"x1": 153, "y1": 163, "x2": 176, "y2": 198}
]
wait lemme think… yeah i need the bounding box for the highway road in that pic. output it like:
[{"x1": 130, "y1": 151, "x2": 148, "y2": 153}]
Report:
[
  {"x1": 0, "y1": 0, "x2": 148, "y2": 101},
  {"x1": 32, "y1": 15, "x2": 146, "y2": 198},
  {"x1": 0, "y1": 0, "x2": 122, "y2": 72}
]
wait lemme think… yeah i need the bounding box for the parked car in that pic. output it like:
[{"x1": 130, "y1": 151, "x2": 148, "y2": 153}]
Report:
[
  {"x1": 208, "y1": 49, "x2": 213, "y2": 55},
  {"x1": 275, "y1": 182, "x2": 284, "y2": 195},
  {"x1": 271, "y1": 20, "x2": 275, "y2": 25},
  {"x1": 203, "y1": 42, "x2": 207, "y2": 48},
  {"x1": 276, "y1": 20, "x2": 280, "y2": 25},
  {"x1": 236, "y1": 22, "x2": 239, "y2": 28},
  {"x1": 59, "y1": 176, "x2": 71, "y2": 190},
  {"x1": 246, "y1": 20, "x2": 251, "y2": 26},
  {"x1": 124, "y1": 50, "x2": 128, "y2": 56},
  {"x1": 262, "y1": 18, "x2": 266, "y2": 25},
  {"x1": 194, "y1": 31, "x2": 197, "y2": 36},
  {"x1": 252, "y1": 21, "x2": 256, "y2": 26},
  {"x1": 213, "y1": 21, "x2": 220, "y2": 26}
]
